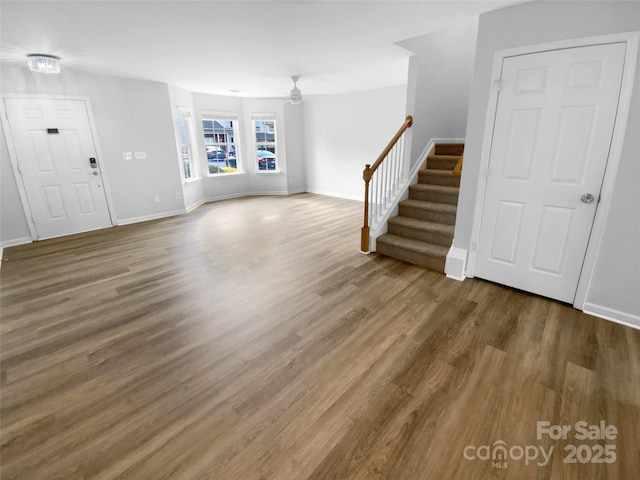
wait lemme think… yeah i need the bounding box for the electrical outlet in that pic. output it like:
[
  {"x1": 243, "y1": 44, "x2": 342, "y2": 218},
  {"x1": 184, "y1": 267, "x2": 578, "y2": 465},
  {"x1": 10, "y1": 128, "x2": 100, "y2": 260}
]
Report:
[
  {"x1": 154, "y1": 194, "x2": 160, "y2": 202},
  {"x1": 122, "y1": 152, "x2": 132, "y2": 160},
  {"x1": 175, "y1": 192, "x2": 181, "y2": 200}
]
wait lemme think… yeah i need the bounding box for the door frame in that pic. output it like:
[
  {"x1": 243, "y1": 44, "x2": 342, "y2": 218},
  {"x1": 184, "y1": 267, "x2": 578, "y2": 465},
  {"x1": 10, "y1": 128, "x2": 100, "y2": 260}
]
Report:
[
  {"x1": 1, "y1": 94, "x2": 116, "y2": 240},
  {"x1": 466, "y1": 31, "x2": 639, "y2": 310}
]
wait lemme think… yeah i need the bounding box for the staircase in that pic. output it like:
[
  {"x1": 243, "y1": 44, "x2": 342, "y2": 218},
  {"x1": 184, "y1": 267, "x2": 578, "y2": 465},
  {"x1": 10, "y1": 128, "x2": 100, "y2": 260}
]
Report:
[{"x1": 375, "y1": 143, "x2": 464, "y2": 272}]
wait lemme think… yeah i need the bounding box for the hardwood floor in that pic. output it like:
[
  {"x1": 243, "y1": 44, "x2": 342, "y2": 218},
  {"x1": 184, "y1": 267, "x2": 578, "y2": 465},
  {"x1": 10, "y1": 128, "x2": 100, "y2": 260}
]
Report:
[{"x1": 1, "y1": 193, "x2": 638, "y2": 479}]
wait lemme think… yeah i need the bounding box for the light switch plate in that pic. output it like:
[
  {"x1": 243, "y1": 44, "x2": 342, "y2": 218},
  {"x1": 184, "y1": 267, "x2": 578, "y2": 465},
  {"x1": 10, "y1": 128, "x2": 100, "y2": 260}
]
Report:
[{"x1": 135, "y1": 151, "x2": 147, "y2": 160}]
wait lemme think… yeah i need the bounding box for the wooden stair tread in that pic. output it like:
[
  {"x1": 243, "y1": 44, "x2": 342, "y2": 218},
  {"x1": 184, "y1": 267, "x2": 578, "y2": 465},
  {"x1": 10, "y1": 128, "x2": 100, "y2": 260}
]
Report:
[
  {"x1": 372, "y1": 142, "x2": 463, "y2": 271},
  {"x1": 420, "y1": 168, "x2": 456, "y2": 176},
  {"x1": 388, "y1": 216, "x2": 455, "y2": 234},
  {"x1": 377, "y1": 234, "x2": 448, "y2": 257},
  {"x1": 399, "y1": 199, "x2": 457, "y2": 214},
  {"x1": 427, "y1": 154, "x2": 460, "y2": 162},
  {"x1": 434, "y1": 143, "x2": 465, "y2": 156},
  {"x1": 409, "y1": 183, "x2": 459, "y2": 194},
  {"x1": 418, "y1": 168, "x2": 461, "y2": 188}
]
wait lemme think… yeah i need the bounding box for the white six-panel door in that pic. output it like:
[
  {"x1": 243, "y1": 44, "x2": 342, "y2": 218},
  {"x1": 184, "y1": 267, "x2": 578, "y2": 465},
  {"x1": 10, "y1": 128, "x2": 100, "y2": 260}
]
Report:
[
  {"x1": 475, "y1": 43, "x2": 626, "y2": 303},
  {"x1": 5, "y1": 98, "x2": 112, "y2": 239}
]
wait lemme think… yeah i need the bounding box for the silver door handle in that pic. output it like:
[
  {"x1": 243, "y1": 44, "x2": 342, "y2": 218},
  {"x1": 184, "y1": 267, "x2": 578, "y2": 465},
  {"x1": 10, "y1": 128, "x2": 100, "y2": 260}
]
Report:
[
  {"x1": 90, "y1": 171, "x2": 99, "y2": 176},
  {"x1": 581, "y1": 193, "x2": 595, "y2": 204}
]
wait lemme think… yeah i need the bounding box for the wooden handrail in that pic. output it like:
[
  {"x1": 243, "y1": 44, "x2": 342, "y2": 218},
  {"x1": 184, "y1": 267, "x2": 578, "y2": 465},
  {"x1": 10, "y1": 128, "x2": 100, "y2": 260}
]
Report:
[{"x1": 361, "y1": 115, "x2": 413, "y2": 252}]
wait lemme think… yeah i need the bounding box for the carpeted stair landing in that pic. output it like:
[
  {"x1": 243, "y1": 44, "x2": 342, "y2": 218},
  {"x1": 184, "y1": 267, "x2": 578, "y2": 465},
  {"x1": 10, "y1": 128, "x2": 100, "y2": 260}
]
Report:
[{"x1": 376, "y1": 143, "x2": 464, "y2": 272}]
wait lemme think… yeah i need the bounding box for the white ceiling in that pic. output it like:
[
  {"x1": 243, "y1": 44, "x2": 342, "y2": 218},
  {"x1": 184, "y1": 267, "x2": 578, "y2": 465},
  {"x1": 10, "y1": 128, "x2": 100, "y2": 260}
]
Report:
[{"x1": 1, "y1": 0, "x2": 514, "y2": 98}]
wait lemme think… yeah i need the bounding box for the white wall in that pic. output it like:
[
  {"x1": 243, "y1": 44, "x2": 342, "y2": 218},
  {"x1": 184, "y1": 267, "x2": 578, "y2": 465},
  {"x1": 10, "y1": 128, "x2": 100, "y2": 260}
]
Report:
[
  {"x1": 191, "y1": 92, "x2": 249, "y2": 201},
  {"x1": 0, "y1": 126, "x2": 31, "y2": 247},
  {"x1": 192, "y1": 93, "x2": 296, "y2": 200},
  {"x1": 302, "y1": 85, "x2": 407, "y2": 200},
  {"x1": 586, "y1": 66, "x2": 640, "y2": 324},
  {"x1": 398, "y1": 21, "x2": 478, "y2": 167},
  {"x1": 167, "y1": 84, "x2": 204, "y2": 211},
  {"x1": 283, "y1": 102, "x2": 305, "y2": 194},
  {"x1": 1, "y1": 64, "x2": 186, "y2": 242},
  {"x1": 457, "y1": 0, "x2": 640, "y2": 323},
  {"x1": 241, "y1": 98, "x2": 288, "y2": 195}
]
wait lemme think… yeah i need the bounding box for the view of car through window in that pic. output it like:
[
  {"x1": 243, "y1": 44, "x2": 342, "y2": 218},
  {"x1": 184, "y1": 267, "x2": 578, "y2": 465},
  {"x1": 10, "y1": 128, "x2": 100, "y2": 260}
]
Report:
[
  {"x1": 257, "y1": 149, "x2": 276, "y2": 170},
  {"x1": 203, "y1": 117, "x2": 278, "y2": 173},
  {"x1": 203, "y1": 119, "x2": 237, "y2": 173},
  {"x1": 254, "y1": 118, "x2": 277, "y2": 171}
]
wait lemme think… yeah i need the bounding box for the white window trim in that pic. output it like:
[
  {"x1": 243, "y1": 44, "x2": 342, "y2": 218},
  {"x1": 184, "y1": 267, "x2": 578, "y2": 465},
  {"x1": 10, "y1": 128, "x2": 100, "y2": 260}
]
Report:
[
  {"x1": 176, "y1": 106, "x2": 200, "y2": 182},
  {"x1": 201, "y1": 111, "x2": 243, "y2": 176},
  {"x1": 251, "y1": 113, "x2": 280, "y2": 174}
]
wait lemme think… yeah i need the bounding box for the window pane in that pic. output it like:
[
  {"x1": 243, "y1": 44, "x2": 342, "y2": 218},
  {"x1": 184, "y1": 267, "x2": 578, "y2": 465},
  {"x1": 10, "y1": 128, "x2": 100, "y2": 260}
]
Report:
[
  {"x1": 254, "y1": 117, "x2": 277, "y2": 171},
  {"x1": 256, "y1": 121, "x2": 275, "y2": 141},
  {"x1": 178, "y1": 115, "x2": 193, "y2": 179},
  {"x1": 203, "y1": 117, "x2": 239, "y2": 175},
  {"x1": 255, "y1": 121, "x2": 266, "y2": 142},
  {"x1": 182, "y1": 146, "x2": 191, "y2": 178},
  {"x1": 178, "y1": 116, "x2": 188, "y2": 145},
  {"x1": 257, "y1": 145, "x2": 276, "y2": 171}
]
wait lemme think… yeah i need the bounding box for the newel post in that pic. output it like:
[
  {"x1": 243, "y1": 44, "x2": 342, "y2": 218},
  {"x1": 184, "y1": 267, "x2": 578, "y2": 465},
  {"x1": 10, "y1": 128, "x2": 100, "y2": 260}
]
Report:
[{"x1": 361, "y1": 164, "x2": 372, "y2": 252}]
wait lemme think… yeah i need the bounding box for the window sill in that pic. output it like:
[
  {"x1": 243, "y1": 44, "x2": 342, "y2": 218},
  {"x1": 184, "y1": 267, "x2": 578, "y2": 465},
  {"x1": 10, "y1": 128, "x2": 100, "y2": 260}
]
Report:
[
  {"x1": 184, "y1": 177, "x2": 201, "y2": 184},
  {"x1": 207, "y1": 171, "x2": 247, "y2": 178},
  {"x1": 254, "y1": 170, "x2": 283, "y2": 175}
]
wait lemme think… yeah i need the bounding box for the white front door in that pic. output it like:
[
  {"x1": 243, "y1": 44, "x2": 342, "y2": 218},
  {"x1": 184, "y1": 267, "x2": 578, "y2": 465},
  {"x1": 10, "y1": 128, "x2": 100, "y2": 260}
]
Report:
[
  {"x1": 5, "y1": 98, "x2": 112, "y2": 239},
  {"x1": 475, "y1": 42, "x2": 626, "y2": 303}
]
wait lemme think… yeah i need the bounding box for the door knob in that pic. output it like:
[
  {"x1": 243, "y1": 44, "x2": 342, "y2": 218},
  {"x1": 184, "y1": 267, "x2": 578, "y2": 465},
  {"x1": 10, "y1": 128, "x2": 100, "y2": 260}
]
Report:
[
  {"x1": 581, "y1": 193, "x2": 595, "y2": 204},
  {"x1": 91, "y1": 171, "x2": 99, "y2": 176}
]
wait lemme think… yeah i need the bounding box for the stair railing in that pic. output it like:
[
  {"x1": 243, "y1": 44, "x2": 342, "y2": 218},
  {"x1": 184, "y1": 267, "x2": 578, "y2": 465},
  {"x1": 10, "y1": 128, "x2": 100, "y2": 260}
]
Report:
[{"x1": 361, "y1": 115, "x2": 413, "y2": 252}]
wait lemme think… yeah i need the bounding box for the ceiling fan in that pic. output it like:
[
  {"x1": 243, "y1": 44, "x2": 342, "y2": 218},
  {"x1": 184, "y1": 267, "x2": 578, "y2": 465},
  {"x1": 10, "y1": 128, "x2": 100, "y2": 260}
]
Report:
[{"x1": 284, "y1": 75, "x2": 302, "y2": 104}]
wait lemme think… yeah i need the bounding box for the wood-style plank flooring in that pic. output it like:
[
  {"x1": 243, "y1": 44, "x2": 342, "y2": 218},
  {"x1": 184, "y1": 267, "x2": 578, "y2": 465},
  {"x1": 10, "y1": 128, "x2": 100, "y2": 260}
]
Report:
[{"x1": 1, "y1": 193, "x2": 639, "y2": 479}]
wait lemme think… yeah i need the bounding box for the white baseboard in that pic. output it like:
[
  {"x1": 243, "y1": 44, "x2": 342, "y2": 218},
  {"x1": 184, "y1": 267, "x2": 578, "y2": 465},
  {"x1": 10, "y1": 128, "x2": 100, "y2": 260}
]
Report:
[
  {"x1": 116, "y1": 209, "x2": 187, "y2": 226},
  {"x1": 305, "y1": 189, "x2": 363, "y2": 202},
  {"x1": 204, "y1": 192, "x2": 253, "y2": 203},
  {"x1": 204, "y1": 190, "x2": 291, "y2": 203},
  {"x1": 251, "y1": 190, "x2": 290, "y2": 196},
  {"x1": 368, "y1": 225, "x2": 386, "y2": 252},
  {"x1": 205, "y1": 190, "x2": 362, "y2": 203},
  {"x1": 582, "y1": 302, "x2": 640, "y2": 331},
  {"x1": 1, "y1": 236, "x2": 33, "y2": 249},
  {"x1": 445, "y1": 245, "x2": 467, "y2": 281},
  {"x1": 185, "y1": 199, "x2": 206, "y2": 213}
]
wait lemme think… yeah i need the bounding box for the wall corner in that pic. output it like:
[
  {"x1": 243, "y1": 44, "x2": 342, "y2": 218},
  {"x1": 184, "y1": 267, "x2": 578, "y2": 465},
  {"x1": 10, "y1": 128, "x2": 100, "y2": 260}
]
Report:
[{"x1": 445, "y1": 245, "x2": 467, "y2": 281}]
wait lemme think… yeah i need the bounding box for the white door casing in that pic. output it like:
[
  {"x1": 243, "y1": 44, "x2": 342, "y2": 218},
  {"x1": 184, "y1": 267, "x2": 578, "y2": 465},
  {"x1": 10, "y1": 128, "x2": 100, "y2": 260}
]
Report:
[
  {"x1": 474, "y1": 42, "x2": 626, "y2": 303},
  {"x1": 4, "y1": 98, "x2": 113, "y2": 240}
]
